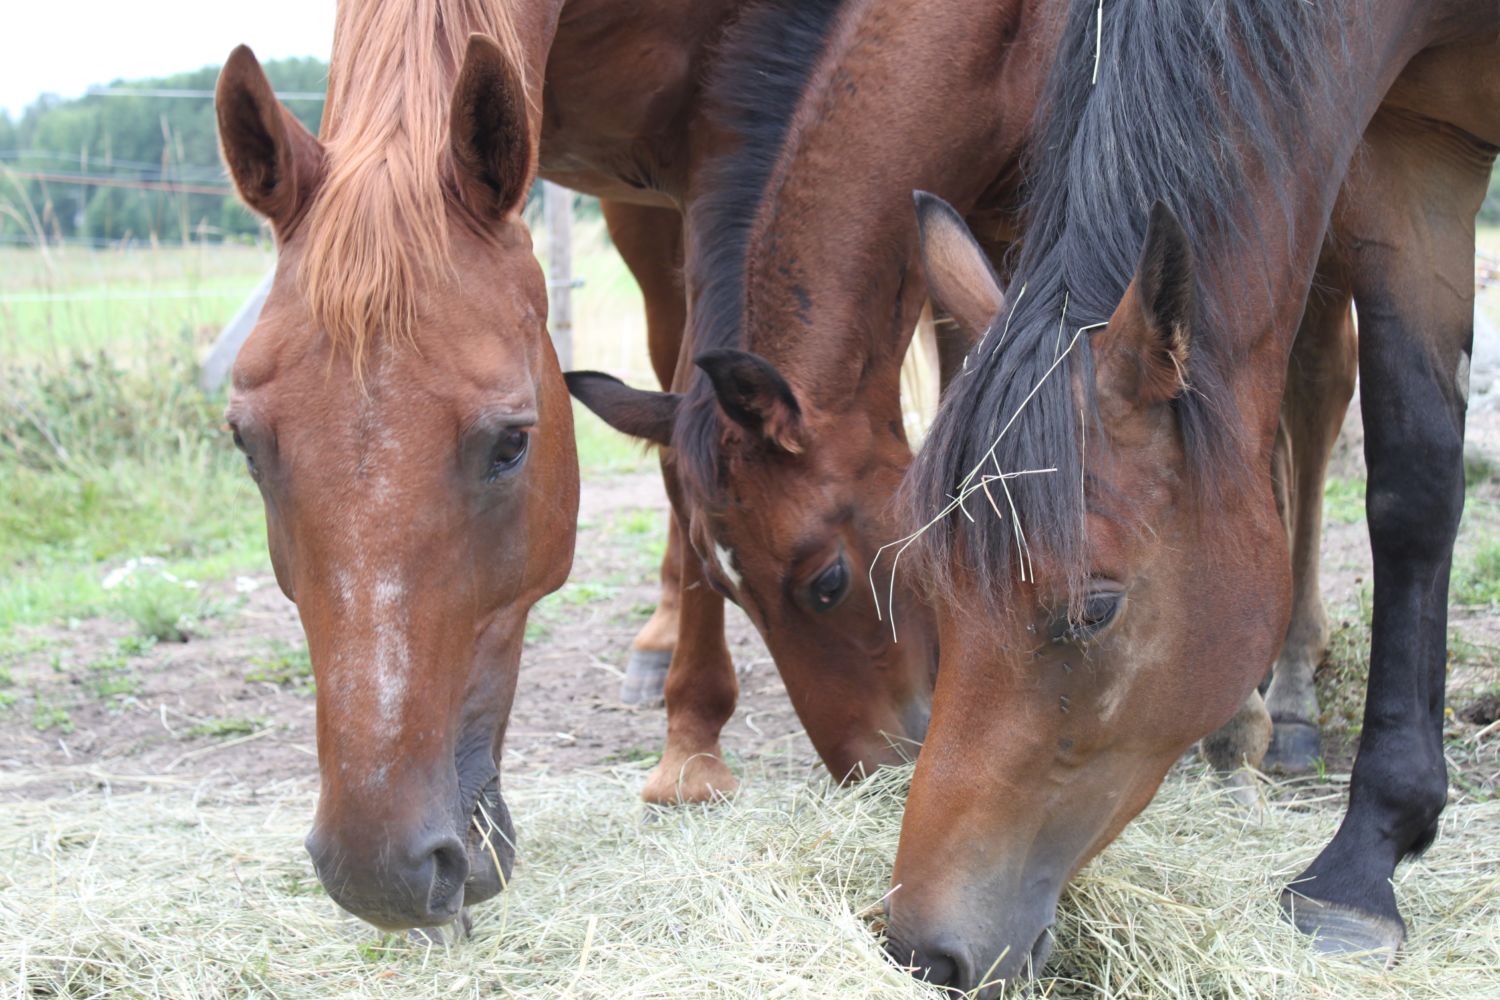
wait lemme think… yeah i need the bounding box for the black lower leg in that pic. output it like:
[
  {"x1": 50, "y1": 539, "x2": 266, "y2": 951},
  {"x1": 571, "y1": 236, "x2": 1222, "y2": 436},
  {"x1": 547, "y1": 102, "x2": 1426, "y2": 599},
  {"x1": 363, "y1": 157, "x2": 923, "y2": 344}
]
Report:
[{"x1": 1284, "y1": 291, "x2": 1465, "y2": 951}]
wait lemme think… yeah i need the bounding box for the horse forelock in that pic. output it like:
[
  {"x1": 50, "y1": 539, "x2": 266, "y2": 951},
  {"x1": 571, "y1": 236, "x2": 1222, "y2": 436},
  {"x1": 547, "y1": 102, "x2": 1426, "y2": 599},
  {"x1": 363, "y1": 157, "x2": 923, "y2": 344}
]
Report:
[
  {"x1": 299, "y1": 0, "x2": 530, "y2": 374},
  {"x1": 902, "y1": 0, "x2": 1351, "y2": 613}
]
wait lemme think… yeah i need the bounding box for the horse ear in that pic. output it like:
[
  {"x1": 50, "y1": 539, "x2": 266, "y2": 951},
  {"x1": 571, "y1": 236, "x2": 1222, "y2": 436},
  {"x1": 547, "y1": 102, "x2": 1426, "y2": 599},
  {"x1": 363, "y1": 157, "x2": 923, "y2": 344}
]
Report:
[
  {"x1": 565, "y1": 371, "x2": 680, "y2": 447},
  {"x1": 1096, "y1": 201, "x2": 1194, "y2": 406},
  {"x1": 449, "y1": 33, "x2": 533, "y2": 222},
  {"x1": 695, "y1": 349, "x2": 804, "y2": 454},
  {"x1": 913, "y1": 191, "x2": 1004, "y2": 351},
  {"x1": 216, "y1": 45, "x2": 323, "y2": 231}
]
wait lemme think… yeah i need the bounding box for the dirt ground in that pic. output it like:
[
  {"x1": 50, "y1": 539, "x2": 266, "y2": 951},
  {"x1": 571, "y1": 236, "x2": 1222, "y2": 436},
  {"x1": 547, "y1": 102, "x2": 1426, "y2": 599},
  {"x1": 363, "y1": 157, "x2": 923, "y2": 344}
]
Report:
[
  {"x1": 0, "y1": 469, "x2": 810, "y2": 803},
  {"x1": 2, "y1": 403, "x2": 1497, "y2": 805}
]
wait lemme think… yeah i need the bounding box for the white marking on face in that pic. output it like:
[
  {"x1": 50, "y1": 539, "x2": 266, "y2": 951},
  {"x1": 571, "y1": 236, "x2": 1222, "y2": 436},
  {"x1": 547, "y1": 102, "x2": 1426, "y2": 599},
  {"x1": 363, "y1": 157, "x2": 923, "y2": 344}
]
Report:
[
  {"x1": 1457, "y1": 350, "x2": 1470, "y2": 405},
  {"x1": 370, "y1": 571, "x2": 411, "y2": 732},
  {"x1": 713, "y1": 541, "x2": 743, "y2": 592}
]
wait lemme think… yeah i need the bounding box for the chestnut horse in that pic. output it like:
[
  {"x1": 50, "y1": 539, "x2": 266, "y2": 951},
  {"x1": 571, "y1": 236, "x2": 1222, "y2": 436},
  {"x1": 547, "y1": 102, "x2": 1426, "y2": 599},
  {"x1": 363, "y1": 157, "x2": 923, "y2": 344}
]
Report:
[
  {"x1": 217, "y1": 0, "x2": 575, "y2": 930},
  {"x1": 886, "y1": 0, "x2": 1499, "y2": 990}
]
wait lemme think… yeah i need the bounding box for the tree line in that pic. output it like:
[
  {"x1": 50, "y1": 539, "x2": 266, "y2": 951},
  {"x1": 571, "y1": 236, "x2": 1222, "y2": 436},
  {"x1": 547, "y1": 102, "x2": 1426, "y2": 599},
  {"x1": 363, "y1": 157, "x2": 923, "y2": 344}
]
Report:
[
  {"x1": 2, "y1": 56, "x2": 1496, "y2": 246},
  {"x1": 0, "y1": 58, "x2": 325, "y2": 245}
]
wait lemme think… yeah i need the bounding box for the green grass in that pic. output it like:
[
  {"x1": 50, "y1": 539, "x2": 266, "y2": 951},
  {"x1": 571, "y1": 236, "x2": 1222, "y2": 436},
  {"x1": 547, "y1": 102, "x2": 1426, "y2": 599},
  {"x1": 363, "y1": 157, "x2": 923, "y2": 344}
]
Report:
[
  {"x1": 31, "y1": 695, "x2": 73, "y2": 734},
  {"x1": 0, "y1": 246, "x2": 274, "y2": 361},
  {"x1": 1453, "y1": 537, "x2": 1500, "y2": 606},
  {"x1": 246, "y1": 640, "x2": 314, "y2": 695},
  {"x1": 1322, "y1": 476, "x2": 1366, "y2": 526},
  {"x1": 0, "y1": 350, "x2": 267, "y2": 629},
  {"x1": 86, "y1": 654, "x2": 143, "y2": 701},
  {"x1": 186, "y1": 716, "x2": 266, "y2": 739},
  {"x1": 1316, "y1": 587, "x2": 1374, "y2": 740},
  {"x1": 574, "y1": 403, "x2": 655, "y2": 476}
]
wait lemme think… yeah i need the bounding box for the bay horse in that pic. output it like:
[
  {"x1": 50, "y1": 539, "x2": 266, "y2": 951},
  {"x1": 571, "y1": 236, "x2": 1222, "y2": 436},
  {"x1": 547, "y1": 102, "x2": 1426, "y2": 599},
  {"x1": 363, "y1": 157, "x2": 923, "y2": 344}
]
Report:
[
  {"x1": 559, "y1": 0, "x2": 1347, "y2": 804},
  {"x1": 545, "y1": 0, "x2": 972, "y2": 801},
  {"x1": 216, "y1": 0, "x2": 576, "y2": 930},
  {"x1": 885, "y1": 0, "x2": 1500, "y2": 990}
]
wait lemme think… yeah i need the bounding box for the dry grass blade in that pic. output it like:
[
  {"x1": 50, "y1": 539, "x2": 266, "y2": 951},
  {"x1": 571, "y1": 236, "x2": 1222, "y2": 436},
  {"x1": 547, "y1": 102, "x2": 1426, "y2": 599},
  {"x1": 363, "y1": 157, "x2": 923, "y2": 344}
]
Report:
[{"x1": 3, "y1": 763, "x2": 1499, "y2": 998}]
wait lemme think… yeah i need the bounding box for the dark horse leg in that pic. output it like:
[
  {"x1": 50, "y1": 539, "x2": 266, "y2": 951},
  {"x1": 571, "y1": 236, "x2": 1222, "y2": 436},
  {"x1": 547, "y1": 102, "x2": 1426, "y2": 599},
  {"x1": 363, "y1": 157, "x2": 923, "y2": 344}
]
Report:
[
  {"x1": 1261, "y1": 276, "x2": 1358, "y2": 773},
  {"x1": 1282, "y1": 100, "x2": 1495, "y2": 961},
  {"x1": 601, "y1": 199, "x2": 687, "y2": 706},
  {"x1": 1201, "y1": 274, "x2": 1357, "y2": 785}
]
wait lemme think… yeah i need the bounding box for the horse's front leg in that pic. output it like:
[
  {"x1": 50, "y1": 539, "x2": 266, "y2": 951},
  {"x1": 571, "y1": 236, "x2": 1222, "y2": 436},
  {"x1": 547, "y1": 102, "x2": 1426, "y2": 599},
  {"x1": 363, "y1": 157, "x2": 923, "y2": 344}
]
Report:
[
  {"x1": 1282, "y1": 104, "x2": 1491, "y2": 963},
  {"x1": 641, "y1": 507, "x2": 740, "y2": 804}
]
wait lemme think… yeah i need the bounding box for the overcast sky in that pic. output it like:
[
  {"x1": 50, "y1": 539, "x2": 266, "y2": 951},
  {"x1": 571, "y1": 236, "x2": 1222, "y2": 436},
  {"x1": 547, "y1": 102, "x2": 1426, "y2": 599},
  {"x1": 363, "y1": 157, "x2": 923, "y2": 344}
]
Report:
[{"x1": 1, "y1": 0, "x2": 335, "y2": 118}]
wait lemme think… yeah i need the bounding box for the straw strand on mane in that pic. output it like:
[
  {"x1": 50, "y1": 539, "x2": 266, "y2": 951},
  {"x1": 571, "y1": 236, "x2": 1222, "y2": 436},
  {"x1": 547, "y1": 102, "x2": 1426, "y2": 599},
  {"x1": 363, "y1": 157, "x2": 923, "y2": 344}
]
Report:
[{"x1": 301, "y1": 0, "x2": 529, "y2": 373}]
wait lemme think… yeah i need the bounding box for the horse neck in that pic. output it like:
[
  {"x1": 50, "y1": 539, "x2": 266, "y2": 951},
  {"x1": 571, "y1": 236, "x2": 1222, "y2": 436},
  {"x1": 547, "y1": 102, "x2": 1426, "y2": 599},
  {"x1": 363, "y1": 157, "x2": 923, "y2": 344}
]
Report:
[
  {"x1": 1199, "y1": 1, "x2": 1484, "y2": 441},
  {"x1": 699, "y1": 0, "x2": 1050, "y2": 411}
]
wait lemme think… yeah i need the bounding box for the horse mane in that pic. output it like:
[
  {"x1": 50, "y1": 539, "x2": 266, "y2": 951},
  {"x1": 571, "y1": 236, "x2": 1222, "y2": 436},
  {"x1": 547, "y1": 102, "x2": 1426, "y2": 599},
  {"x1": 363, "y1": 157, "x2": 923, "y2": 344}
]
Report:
[
  {"x1": 901, "y1": 0, "x2": 1348, "y2": 611},
  {"x1": 300, "y1": 0, "x2": 529, "y2": 372},
  {"x1": 674, "y1": 0, "x2": 849, "y2": 507}
]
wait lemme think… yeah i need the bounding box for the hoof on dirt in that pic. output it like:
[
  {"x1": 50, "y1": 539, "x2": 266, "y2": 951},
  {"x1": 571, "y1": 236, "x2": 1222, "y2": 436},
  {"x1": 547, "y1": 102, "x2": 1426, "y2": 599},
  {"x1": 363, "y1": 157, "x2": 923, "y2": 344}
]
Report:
[
  {"x1": 620, "y1": 649, "x2": 671, "y2": 707},
  {"x1": 408, "y1": 908, "x2": 471, "y2": 947},
  {"x1": 642, "y1": 750, "x2": 739, "y2": 805},
  {"x1": 1263, "y1": 721, "x2": 1321, "y2": 775},
  {"x1": 1279, "y1": 890, "x2": 1403, "y2": 967}
]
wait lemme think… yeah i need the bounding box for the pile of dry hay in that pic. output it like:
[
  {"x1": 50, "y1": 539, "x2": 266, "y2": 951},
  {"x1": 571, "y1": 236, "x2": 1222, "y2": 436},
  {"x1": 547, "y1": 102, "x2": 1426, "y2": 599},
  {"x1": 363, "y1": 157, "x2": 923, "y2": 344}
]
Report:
[{"x1": 2, "y1": 761, "x2": 1498, "y2": 999}]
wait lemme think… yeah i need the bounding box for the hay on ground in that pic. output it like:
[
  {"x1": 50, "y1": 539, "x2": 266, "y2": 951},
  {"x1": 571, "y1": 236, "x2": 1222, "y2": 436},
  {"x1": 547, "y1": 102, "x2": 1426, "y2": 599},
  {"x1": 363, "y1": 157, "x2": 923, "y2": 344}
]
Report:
[{"x1": 2, "y1": 762, "x2": 1498, "y2": 998}]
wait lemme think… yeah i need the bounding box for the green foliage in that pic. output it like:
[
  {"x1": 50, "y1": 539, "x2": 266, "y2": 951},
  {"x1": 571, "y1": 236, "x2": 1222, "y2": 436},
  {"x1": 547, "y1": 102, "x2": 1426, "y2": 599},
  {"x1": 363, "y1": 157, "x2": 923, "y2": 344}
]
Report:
[
  {"x1": 1453, "y1": 538, "x2": 1500, "y2": 607},
  {"x1": 1316, "y1": 588, "x2": 1374, "y2": 740},
  {"x1": 2, "y1": 57, "x2": 326, "y2": 244},
  {"x1": 86, "y1": 654, "x2": 142, "y2": 701},
  {"x1": 31, "y1": 695, "x2": 72, "y2": 733},
  {"x1": 1467, "y1": 450, "x2": 1498, "y2": 491},
  {"x1": 1322, "y1": 476, "x2": 1365, "y2": 526},
  {"x1": 186, "y1": 716, "x2": 265, "y2": 739},
  {"x1": 112, "y1": 575, "x2": 212, "y2": 642},
  {"x1": 246, "y1": 641, "x2": 314, "y2": 695},
  {"x1": 0, "y1": 345, "x2": 265, "y2": 628}
]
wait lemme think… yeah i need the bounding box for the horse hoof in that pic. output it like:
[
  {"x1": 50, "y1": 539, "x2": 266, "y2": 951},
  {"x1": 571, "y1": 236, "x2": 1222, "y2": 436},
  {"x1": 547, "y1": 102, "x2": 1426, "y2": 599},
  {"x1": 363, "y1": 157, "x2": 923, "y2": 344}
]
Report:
[
  {"x1": 642, "y1": 751, "x2": 738, "y2": 805},
  {"x1": 408, "y1": 908, "x2": 471, "y2": 946},
  {"x1": 1263, "y1": 721, "x2": 1321, "y2": 775},
  {"x1": 1218, "y1": 770, "x2": 1266, "y2": 821},
  {"x1": 620, "y1": 648, "x2": 671, "y2": 707},
  {"x1": 1279, "y1": 891, "x2": 1404, "y2": 967}
]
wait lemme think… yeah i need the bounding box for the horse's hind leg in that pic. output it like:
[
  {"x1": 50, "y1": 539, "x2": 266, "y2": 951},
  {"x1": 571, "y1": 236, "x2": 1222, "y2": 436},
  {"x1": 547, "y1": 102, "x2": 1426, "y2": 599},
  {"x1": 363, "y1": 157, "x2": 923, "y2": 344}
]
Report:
[
  {"x1": 602, "y1": 199, "x2": 686, "y2": 706},
  {"x1": 1262, "y1": 278, "x2": 1358, "y2": 773},
  {"x1": 1282, "y1": 101, "x2": 1495, "y2": 963},
  {"x1": 1201, "y1": 273, "x2": 1355, "y2": 785}
]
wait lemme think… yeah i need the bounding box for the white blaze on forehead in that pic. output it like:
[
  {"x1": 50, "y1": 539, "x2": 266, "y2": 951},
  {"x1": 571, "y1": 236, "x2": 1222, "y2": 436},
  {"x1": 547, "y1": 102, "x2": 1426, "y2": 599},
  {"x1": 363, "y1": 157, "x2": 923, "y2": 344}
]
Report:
[{"x1": 713, "y1": 541, "x2": 743, "y2": 592}]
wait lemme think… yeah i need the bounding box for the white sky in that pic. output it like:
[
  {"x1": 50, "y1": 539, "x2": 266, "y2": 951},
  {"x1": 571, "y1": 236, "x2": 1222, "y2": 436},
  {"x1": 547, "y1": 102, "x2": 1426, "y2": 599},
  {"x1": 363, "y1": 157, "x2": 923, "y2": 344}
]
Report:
[{"x1": 0, "y1": 0, "x2": 335, "y2": 118}]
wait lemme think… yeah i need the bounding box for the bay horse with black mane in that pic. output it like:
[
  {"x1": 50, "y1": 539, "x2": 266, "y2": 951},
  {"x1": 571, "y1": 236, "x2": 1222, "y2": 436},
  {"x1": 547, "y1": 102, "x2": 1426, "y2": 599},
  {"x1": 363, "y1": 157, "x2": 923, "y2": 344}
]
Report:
[
  {"x1": 216, "y1": 0, "x2": 574, "y2": 931},
  {"x1": 884, "y1": 0, "x2": 1499, "y2": 991},
  {"x1": 563, "y1": 0, "x2": 1351, "y2": 807}
]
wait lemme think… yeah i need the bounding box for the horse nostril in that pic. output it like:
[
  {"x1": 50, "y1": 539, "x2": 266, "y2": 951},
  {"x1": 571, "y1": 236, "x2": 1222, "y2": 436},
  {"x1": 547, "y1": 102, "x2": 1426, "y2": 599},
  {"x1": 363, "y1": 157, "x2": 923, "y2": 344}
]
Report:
[
  {"x1": 422, "y1": 837, "x2": 469, "y2": 916},
  {"x1": 903, "y1": 940, "x2": 971, "y2": 990}
]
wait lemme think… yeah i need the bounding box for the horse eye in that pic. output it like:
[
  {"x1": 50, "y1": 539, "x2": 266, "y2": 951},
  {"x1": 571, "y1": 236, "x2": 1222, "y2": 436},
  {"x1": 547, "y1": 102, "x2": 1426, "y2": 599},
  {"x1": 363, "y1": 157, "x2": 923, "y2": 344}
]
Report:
[
  {"x1": 1052, "y1": 590, "x2": 1123, "y2": 644},
  {"x1": 808, "y1": 557, "x2": 850, "y2": 612},
  {"x1": 486, "y1": 428, "x2": 529, "y2": 479},
  {"x1": 231, "y1": 427, "x2": 258, "y2": 479}
]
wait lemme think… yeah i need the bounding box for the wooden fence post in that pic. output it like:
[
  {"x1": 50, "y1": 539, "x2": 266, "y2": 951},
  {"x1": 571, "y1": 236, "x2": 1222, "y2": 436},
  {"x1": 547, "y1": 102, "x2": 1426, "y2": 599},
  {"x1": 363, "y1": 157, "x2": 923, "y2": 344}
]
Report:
[{"x1": 544, "y1": 181, "x2": 574, "y2": 371}]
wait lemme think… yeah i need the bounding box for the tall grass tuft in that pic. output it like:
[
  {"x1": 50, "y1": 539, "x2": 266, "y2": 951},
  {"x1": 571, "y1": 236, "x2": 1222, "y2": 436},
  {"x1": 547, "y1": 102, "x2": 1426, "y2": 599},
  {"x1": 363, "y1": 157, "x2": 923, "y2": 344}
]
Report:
[{"x1": 0, "y1": 346, "x2": 264, "y2": 628}]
